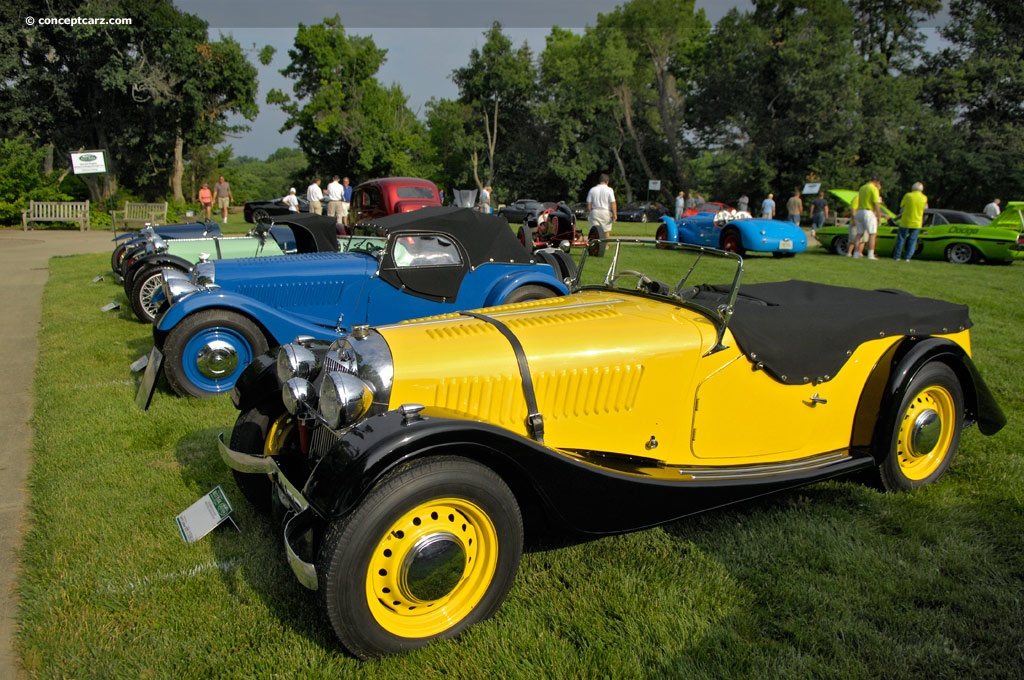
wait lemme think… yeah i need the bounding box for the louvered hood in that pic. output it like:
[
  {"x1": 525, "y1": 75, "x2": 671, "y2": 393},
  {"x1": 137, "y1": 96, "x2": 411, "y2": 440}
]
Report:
[
  {"x1": 210, "y1": 252, "x2": 376, "y2": 310},
  {"x1": 377, "y1": 291, "x2": 720, "y2": 457}
]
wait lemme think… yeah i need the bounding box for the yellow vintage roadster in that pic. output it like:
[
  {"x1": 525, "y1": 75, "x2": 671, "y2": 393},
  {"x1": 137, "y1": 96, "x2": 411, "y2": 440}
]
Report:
[{"x1": 219, "y1": 239, "x2": 1005, "y2": 659}]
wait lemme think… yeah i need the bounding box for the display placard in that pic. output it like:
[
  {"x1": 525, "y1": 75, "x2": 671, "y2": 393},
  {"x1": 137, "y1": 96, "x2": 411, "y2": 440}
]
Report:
[
  {"x1": 70, "y1": 150, "x2": 107, "y2": 175},
  {"x1": 176, "y1": 486, "x2": 235, "y2": 544}
]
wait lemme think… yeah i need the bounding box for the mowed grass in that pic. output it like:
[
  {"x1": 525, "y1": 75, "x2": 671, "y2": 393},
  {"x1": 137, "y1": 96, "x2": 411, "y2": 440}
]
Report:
[{"x1": 16, "y1": 229, "x2": 1024, "y2": 679}]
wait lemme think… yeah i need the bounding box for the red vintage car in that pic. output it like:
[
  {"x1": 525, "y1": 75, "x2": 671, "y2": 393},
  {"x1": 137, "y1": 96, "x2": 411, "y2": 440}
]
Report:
[
  {"x1": 516, "y1": 201, "x2": 608, "y2": 257},
  {"x1": 345, "y1": 177, "x2": 442, "y2": 234}
]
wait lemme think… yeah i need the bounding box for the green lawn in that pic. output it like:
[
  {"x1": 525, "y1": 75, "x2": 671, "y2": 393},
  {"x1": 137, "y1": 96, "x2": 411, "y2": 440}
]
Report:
[{"x1": 16, "y1": 236, "x2": 1023, "y2": 679}]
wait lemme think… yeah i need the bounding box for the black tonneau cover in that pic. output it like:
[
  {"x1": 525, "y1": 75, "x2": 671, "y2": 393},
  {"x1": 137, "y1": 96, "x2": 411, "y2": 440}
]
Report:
[{"x1": 718, "y1": 280, "x2": 972, "y2": 384}]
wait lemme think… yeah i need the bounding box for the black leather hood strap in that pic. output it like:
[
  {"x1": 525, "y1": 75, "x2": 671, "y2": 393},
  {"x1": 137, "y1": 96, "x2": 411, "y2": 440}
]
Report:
[{"x1": 459, "y1": 311, "x2": 544, "y2": 444}]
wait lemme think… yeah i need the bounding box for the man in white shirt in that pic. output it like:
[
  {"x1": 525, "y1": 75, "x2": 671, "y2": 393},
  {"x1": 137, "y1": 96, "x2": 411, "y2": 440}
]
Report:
[
  {"x1": 586, "y1": 173, "x2": 617, "y2": 234},
  {"x1": 306, "y1": 178, "x2": 323, "y2": 215},
  {"x1": 479, "y1": 185, "x2": 491, "y2": 213},
  {"x1": 326, "y1": 176, "x2": 344, "y2": 224},
  {"x1": 340, "y1": 177, "x2": 352, "y2": 226},
  {"x1": 282, "y1": 187, "x2": 299, "y2": 212},
  {"x1": 983, "y1": 198, "x2": 1001, "y2": 218}
]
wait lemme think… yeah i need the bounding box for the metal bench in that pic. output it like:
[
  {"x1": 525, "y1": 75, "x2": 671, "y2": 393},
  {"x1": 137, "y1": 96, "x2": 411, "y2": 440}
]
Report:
[
  {"x1": 21, "y1": 200, "x2": 91, "y2": 231},
  {"x1": 110, "y1": 201, "x2": 168, "y2": 230}
]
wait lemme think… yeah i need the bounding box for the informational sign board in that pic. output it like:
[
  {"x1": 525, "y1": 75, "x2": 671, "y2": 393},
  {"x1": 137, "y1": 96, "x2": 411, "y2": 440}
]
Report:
[
  {"x1": 802, "y1": 182, "x2": 821, "y2": 194},
  {"x1": 648, "y1": 180, "x2": 662, "y2": 191},
  {"x1": 175, "y1": 485, "x2": 235, "y2": 544},
  {"x1": 70, "y1": 150, "x2": 107, "y2": 175}
]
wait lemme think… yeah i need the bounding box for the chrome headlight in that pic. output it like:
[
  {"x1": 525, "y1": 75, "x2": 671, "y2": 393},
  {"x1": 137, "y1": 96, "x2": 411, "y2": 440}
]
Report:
[
  {"x1": 319, "y1": 371, "x2": 373, "y2": 429},
  {"x1": 277, "y1": 344, "x2": 321, "y2": 382},
  {"x1": 282, "y1": 377, "x2": 315, "y2": 415},
  {"x1": 146, "y1": 235, "x2": 169, "y2": 254},
  {"x1": 161, "y1": 271, "x2": 202, "y2": 304},
  {"x1": 193, "y1": 261, "x2": 216, "y2": 286}
]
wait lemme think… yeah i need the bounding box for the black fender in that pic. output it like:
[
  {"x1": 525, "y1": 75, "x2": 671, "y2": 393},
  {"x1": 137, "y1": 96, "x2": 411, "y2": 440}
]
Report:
[
  {"x1": 301, "y1": 406, "x2": 870, "y2": 538},
  {"x1": 851, "y1": 336, "x2": 1006, "y2": 462},
  {"x1": 229, "y1": 351, "x2": 281, "y2": 410},
  {"x1": 124, "y1": 253, "x2": 194, "y2": 289},
  {"x1": 230, "y1": 339, "x2": 336, "y2": 411}
]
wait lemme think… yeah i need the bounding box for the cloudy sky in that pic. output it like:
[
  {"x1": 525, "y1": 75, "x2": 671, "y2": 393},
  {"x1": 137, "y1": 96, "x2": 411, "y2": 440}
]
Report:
[{"x1": 174, "y1": 0, "x2": 754, "y2": 159}]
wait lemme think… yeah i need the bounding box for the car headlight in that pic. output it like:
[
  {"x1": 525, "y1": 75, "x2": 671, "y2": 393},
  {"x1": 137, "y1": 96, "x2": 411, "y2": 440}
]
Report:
[
  {"x1": 277, "y1": 344, "x2": 321, "y2": 382},
  {"x1": 161, "y1": 271, "x2": 202, "y2": 304},
  {"x1": 146, "y1": 236, "x2": 169, "y2": 254},
  {"x1": 319, "y1": 371, "x2": 373, "y2": 429},
  {"x1": 193, "y1": 261, "x2": 216, "y2": 286},
  {"x1": 282, "y1": 377, "x2": 316, "y2": 415}
]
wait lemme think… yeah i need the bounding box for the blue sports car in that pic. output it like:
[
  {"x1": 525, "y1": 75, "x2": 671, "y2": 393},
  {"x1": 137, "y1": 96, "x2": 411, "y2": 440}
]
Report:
[
  {"x1": 655, "y1": 210, "x2": 807, "y2": 256},
  {"x1": 151, "y1": 207, "x2": 575, "y2": 398}
]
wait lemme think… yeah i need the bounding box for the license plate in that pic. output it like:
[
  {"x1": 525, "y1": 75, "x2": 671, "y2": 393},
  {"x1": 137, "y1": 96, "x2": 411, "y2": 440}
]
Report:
[{"x1": 779, "y1": 239, "x2": 793, "y2": 250}]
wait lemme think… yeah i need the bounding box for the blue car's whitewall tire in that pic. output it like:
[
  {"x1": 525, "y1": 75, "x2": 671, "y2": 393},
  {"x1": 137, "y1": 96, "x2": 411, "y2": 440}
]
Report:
[{"x1": 163, "y1": 309, "x2": 269, "y2": 398}]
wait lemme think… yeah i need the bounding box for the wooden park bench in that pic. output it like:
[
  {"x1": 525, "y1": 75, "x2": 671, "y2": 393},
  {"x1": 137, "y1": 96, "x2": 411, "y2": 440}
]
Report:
[
  {"x1": 21, "y1": 200, "x2": 91, "y2": 231},
  {"x1": 110, "y1": 201, "x2": 168, "y2": 230}
]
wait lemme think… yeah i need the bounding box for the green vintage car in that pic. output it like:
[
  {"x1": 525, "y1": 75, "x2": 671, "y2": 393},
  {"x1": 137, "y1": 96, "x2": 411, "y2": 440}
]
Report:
[{"x1": 816, "y1": 190, "x2": 1024, "y2": 264}]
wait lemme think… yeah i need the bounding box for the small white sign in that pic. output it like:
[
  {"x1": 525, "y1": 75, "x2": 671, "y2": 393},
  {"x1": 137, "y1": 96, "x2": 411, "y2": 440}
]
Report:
[
  {"x1": 802, "y1": 182, "x2": 821, "y2": 194},
  {"x1": 648, "y1": 179, "x2": 662, "y2": 191},
  {"x1": 176, "y1": 485, "x2": 234, "y2": 544},
  {"x1": 70, "y1": 150, "x2": 107, "y2": 175},
  {"x1": 101, "y1": 301, "x2": 120, "y2": 312}
]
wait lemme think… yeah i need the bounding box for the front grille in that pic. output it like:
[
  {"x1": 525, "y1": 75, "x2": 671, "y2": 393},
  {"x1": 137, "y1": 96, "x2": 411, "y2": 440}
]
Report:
[{"x1": 308, "y1": 349, "x2": 350, "y2": 458}]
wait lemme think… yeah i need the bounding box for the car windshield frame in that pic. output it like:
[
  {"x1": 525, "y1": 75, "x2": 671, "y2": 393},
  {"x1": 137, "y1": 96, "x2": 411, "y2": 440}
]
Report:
[{"x1": 572, "y1": 238, "x2": 744, "y2": 333}]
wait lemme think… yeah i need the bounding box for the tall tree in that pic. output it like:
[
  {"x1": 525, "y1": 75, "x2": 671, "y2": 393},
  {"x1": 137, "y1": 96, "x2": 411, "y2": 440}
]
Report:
[
  {"x1": 920, "y1": 0, "x2": 1024, "y2": 205},
  {"x1": 0, "y1": 0, "x2": 261, "y2": 204},
  {"x1": 268, "y1": 16, "x2": 429, "y2": 182},
  {"x1": 597, "y1": 0, "x2": 710, "y2": 196},
  {"x1": 451, "y1": 22, "x2": 540, "y2": 196}
]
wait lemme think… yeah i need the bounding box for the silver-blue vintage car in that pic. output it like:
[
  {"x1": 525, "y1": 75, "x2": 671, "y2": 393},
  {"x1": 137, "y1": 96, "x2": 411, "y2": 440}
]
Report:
[
  {"x1": 150, "y1": 207, "x2": 575, "y2": 398},
  {"x1": 655, "y1": 209, "x2": 808, "y2": 256}
]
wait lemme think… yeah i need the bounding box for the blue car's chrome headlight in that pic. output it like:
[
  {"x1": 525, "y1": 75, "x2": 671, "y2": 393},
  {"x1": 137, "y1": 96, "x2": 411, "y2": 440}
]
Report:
[
  {"x1": 319, "y1": 371, "x2": 373, "y2": 430},
  {"x1": 161, "y1": 270, "x2": 202, "y2": 304},
  {"x1": 193, "y1": 261, "x2": 216, "y2": 286}
]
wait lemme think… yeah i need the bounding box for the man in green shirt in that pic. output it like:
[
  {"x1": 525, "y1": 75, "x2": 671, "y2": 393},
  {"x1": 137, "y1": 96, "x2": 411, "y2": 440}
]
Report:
[
  {"x1": 854, "y1": 177, "x2": 883, "y2": 259},
  {"x1": 894, "y1": 182, "x2": 927, "y2": 261}
]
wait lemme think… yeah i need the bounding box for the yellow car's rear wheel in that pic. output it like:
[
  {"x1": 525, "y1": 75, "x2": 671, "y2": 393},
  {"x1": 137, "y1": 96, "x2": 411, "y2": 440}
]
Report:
[
  {"x1": 880, "y1": 363, "x2": 964, "y2": 491},
  {"x1": 317, "y1": 456, "x2": 523, "y2": 659}
]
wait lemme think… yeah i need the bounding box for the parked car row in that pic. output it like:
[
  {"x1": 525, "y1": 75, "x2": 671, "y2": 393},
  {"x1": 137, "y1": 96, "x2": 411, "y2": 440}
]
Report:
[
  {"x1": 816, "y1": 192, "x2": 1024, "y2": 264},
  {"x1": 106, "y1": 179, "x2": 1009, "y2": 661}
]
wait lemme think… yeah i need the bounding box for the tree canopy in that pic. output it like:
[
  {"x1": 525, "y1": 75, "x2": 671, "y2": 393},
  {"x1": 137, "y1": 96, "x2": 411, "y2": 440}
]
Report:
[{"x1": 2, "y1": 0, "x2": 1021, "y2": 222}]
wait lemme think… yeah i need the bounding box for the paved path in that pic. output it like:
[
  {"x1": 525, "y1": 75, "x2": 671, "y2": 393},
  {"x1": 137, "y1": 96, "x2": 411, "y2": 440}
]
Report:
[{"x1": 0, "y1": 228, "x2": 115, "y2": 680}]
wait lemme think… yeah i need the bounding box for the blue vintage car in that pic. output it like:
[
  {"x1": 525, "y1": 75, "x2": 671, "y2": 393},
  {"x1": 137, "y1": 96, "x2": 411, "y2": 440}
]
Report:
[
  {"x1": 655, "y1": 210, "x2": 808, "y2": 256},
  {"x1": 151, "y1": 206, "x2": 575, "y2": 398}
]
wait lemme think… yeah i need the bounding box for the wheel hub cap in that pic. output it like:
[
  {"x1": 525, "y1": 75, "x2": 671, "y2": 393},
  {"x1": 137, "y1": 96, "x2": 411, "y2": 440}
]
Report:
[
  {"x1": 401, "y1": 532, "x2": 466, "y2": 602},
  {"x1": 195, "y1": 340, "x2": 239, "y2": 379},
  {"x1": 910, "y1": 408, "x2": 941, "y2": 455}
]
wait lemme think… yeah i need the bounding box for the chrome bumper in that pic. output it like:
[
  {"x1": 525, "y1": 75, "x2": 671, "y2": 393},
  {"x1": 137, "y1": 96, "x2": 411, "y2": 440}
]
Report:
[{"x1": 217, "y1": 433, "x2": 319, "y2": 590}]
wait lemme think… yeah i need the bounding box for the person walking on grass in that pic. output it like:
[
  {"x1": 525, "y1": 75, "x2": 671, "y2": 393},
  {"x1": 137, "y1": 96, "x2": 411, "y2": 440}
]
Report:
[{"x1": 894, "y1": 182, "x2": 927, "y2": 262}]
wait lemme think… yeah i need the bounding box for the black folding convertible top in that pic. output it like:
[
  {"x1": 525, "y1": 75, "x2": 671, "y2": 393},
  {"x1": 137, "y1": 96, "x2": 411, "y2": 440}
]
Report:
[
  {"x1": 357, "y1": 206, "x2": 533, "y2": 267},
  {"x1": 267, "y1": 213, "x2": 340, "y2": 253},
  {"x1": 720, "y1": 280, "x2": 973, "y2": 384}
]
